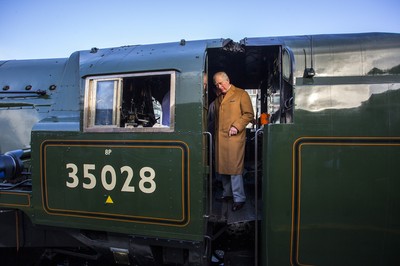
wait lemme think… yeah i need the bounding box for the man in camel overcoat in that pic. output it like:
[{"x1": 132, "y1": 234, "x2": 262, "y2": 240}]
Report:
[{"x1": 213, "y1": 72, "x2": 254, "y2": 211}]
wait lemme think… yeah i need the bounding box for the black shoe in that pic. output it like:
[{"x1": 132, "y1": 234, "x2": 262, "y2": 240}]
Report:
[
  {"x1": 216, "y1": 195, "x2": 233, "y2": 202},
  {"x1": 232, "y1": 202, "x2": 245, "y2": 211}
]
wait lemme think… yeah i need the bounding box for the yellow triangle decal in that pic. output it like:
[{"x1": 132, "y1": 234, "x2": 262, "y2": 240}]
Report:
[{"x1": 105, "y1": 196, "x2": 114, "y2": 204}]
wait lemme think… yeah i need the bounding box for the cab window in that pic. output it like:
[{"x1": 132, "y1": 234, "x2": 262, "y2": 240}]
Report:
[{"x1": 84, "y1": 71, "x2": 175, "y2": 132}]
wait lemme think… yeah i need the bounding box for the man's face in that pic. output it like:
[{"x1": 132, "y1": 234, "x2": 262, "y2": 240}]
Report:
[{"x1": 214, "y1": 75, "x2": 230, "y2": 94}]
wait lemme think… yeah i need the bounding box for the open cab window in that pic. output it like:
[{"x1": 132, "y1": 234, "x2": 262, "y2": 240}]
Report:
[{"x1": 84, "y1": 71, "x2": 175, "y2": 132}]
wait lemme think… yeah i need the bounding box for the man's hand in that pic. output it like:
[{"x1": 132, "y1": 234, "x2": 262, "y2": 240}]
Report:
[{"x1": 229, "y1": 126, "x2": 238, "y2": 136}]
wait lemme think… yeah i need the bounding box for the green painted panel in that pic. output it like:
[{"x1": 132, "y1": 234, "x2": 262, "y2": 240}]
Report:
[
  {"x1": 294, "y1": 138, "x2": 400, "y2": 265},
  {"x1": 0, "y1": 191, "x2": 31, "y2": 207},
  {"x1": 41, "y1": 140, "x2": 189, "y2": 226}
]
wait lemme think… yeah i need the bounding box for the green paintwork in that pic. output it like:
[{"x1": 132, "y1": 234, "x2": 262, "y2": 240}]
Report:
[
  {"x1": 1, "y1": 32, "x2": 400, "y2": 265},
  {"x1": 262, "y1": 33, "x2": 400, "y2": 265}
]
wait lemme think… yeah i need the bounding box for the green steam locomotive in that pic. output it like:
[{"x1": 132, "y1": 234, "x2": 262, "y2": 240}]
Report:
[{"x1": 0, "y1": 32, "x2": 399, "y2": 265}]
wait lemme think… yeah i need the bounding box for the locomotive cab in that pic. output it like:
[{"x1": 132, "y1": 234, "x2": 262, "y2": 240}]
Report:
[{"x1": 0, "y1": 37, "x2": 296, "y2": 265}]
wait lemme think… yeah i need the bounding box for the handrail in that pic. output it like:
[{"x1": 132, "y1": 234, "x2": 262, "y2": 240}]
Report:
[
  {"x1": 254, "y1": 127, "x2": 264, "y2": 266},
  {"x1": 203, "y1": 131, "x2": 213, "y2": 216},
  {"x1": 0, "y1": 90, "x2": 47, "y2": 95}
]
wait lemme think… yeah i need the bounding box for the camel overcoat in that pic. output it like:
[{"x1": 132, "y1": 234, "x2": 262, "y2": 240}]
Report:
[{"x1": 214, "y1": 85, "x2": 254, "y2": 175}]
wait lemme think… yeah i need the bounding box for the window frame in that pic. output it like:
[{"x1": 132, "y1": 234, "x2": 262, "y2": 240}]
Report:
[{"x1": 84, "y1": 71, "x2": 176, "y2": 133}]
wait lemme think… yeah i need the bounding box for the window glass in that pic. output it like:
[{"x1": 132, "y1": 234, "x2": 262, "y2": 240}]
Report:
[
  {"x1": 95, "y1": 80, "x2": 117, "y2": 125},
  {"x1": 282, "y1": 49, "x2": 291, "y2": 81},
  {"x1": 85, "y1": 71, "x2": 175, "y2": 132}
]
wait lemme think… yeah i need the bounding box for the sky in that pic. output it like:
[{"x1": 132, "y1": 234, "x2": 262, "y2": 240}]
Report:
[{"x1": 1, "y1": 0, "x2": 399, "y2": 60}]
